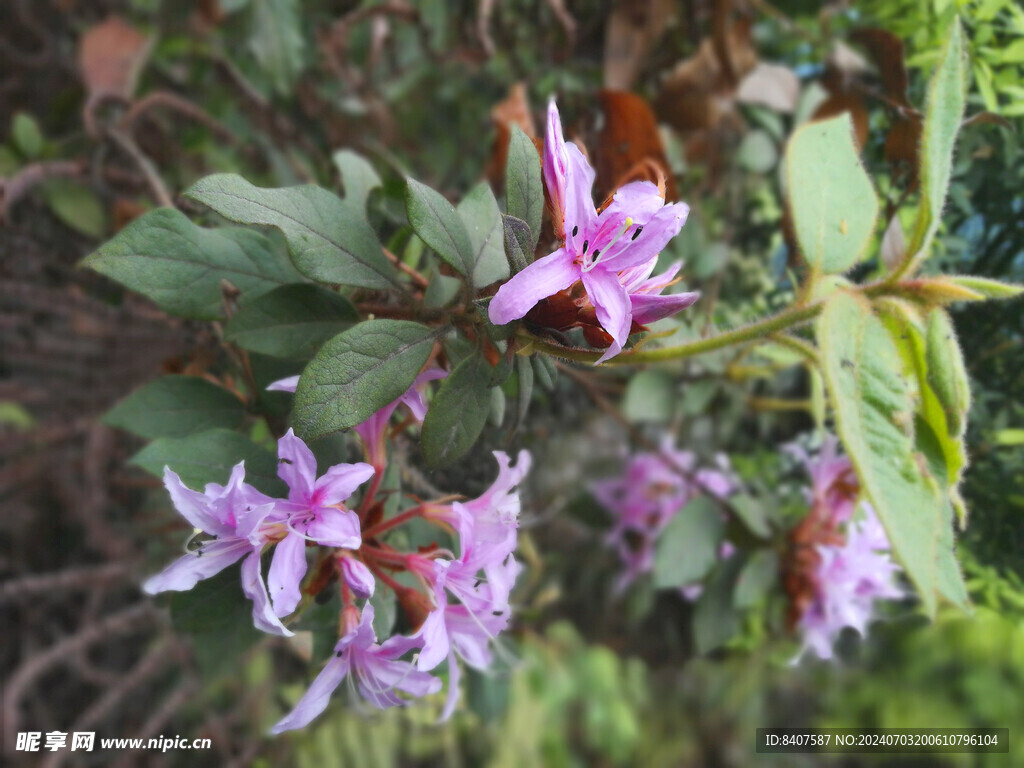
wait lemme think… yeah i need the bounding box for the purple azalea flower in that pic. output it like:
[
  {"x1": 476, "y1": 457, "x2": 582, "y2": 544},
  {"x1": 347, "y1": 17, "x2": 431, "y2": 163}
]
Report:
[
  {"x1": 339, "y1": 554, "x2": 375, "y2": 599},
  {"x1": 591, "y1": 441, "x2": 735, "y2": 592},
  {"x1": 488, "y1": 99, "x2": 697, "y2": 362},
  {"x1": 787, "y1": 435, "x2": 860, "y2": 526},
  {"x1": 415, "y1": 560, "x2": 511, "y2": 720},
  {"x1": 142, "y1": 464, "x2": 294, "y2": 637},
  {"x1": 798, "y1": 504, "x2": 903, "y2": 660},
  {"x1": 271, "y1": 604, "x2": 442, "y2": 733},
  {"x1": 267, "y1": 429, "x2": 373, "y2": 618}
]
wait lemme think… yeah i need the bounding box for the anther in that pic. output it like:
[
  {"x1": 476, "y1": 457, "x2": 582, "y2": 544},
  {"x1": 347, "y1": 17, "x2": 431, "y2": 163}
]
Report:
[
  {"x1": 591, "y1": 249, "x2": 600, "y2": 262},
  {"x1": 582, "y1": 240, "x2": 589, "y2": 254},
  {"x1": 572, "y1": 225, "x2": 579, "y2": 237},
  {"x1": 631, "y1": 225, "x2": 644, "y2": 241}
]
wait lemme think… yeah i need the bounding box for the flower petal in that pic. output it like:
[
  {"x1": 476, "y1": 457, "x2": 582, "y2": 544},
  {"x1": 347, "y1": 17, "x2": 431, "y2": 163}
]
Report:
[
  {"x1": 582, "y1": 267, "x2": 632, "y2": 361},
  {"x1": 266, "y1": 375, "x2": 299, "y2": 393},
  {"x1": 543, "y1": 99, "x2": 569, "y2": 238},
  {"x1": 312, "y1": 462, "x2": 374, "y2": 508},
  {"x1": 305, "y1": 507, "x2": 362, "y2": 549},
  {"x1": 488, "y1": 248, "x2": 579, "y2": 326},
  {"x1": 563, "y1": 143, "x2": 598, "y2": 253},
  {"x1": 142, "y1": 538, "x2": 250, "y2": 594},
  {"x1": 268, "y1": 532, "x2": 307, "y2": 617},
  {"x1": 277, "y1": 429, "x2": 317, "y2": 504},
  {"x1": 163, "y1": 468, "x2": 233, "y2": 537},
  {"x1": 599, "y1": 202, "x2": 690, "y2": 271},
  {"x1": 629, "y1": 290, "x2": 700, "y2": 326},
  {"x1": 240, "y1": 551, "x2": 293, "y2": 637},
  {"x1": 271, "y1": 653, "x2": 350, "y2": 733},
  {"x1": 439, "y1": 649, "x2": 462, "y2": 722}
]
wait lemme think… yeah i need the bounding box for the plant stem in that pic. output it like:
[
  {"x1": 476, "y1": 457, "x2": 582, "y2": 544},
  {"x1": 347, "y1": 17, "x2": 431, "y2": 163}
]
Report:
[{"x1": 361, "y1": 505, "x2": 427, "y2": 540}]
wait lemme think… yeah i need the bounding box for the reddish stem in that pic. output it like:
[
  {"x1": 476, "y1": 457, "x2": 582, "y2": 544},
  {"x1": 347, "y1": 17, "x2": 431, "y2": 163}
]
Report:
[{"x1": 361, "y1": 505, "x2": 427, "y2": 540}]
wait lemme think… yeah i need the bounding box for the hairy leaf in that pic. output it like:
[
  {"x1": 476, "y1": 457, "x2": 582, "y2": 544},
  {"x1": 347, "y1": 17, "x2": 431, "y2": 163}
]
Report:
[
  {"x1": 421, "y1": 352, "x2": 493, "y2": 467},
  {"x1": 105, "y1": 376, "x2": 245, "y2": 439}
]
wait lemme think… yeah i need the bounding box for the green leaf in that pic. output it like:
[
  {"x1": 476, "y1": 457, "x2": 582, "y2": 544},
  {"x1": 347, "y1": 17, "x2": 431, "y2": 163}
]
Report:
[
  {"x1": 248, "y1": 0, "x2": 304, "y2": 95},
  {"x1": 104, "y1": 376, "x2": 245, "y2": 439},
  {"x1": 733, "y1": 549, "x2": 779, "y2": 608},
  {"x1": 186, "y1": 174, "x2": 398, "y2": 290},
  {"x1": 404, "y1": 177, "x2": 475, "y2": 280},
  {"x1": 903, "y1": 20, "x2": 967, "y2": 270},
  {"x1": 293, "y1": 320, "x2": 437, "y2": 440},
  {"x1": 652, "y1": 496, "x2": 724, "y2": 588},
  {"x1": 333, "y1": 149, "x2": 382, "y2": 217},
  {"x1": 131, "y1": 428, "x2": 285, "y2": 496},
  {"x1": 11, "y1": 112, "x2": 43, "y2": 159},
  {"x1": 225, "y1": 283, "x2": 358, "y2": 359},
  {"x1": 533, "y1": 354, "x2": 557, "y2": 391},
  {"x1": 784, "y1": 114, "x2": 878, "y2": 274},
  {"x1": 42, "y1": 181, "x2": 107, "y2": 239},
  {"x1": 423, "y1": 269, "x2": 462, "y2": 308},
  {"x1": 421, "y1": 352, "x2": 493, "y2": 467},
  {"x1": 730, "y1": 494, "x2": 772, "y2": 539},
  {"x1": 925, "y1": 308, "x2": 970, "y2": 437},
  {"x1": 169, "y1": 568, "x2": 263, "y2": 676},
  {"x1": 458, "y1": 182, "x2": 509, "y2": 287},
  {"x1": 505, "y1": 125, "x2": 542, "y2": 252},
  {"x1": 502, "y1": 214, "x2": 532, "y2": 276},
  {"x1": 82, "y1": 208, "x2": 300, "y2": 320},
  {"x1": 819, "y1": 291, "x2": 945, "y2": 616},
  {"x1": 622, "y1": 370, "x2": 675, "y2": 423},
  {"x1": 946, "y1": 275, "x2": 1024, "y2": 300},
  {"x1": 693, "y1": 557, "x2": 742, "y2": 654}
]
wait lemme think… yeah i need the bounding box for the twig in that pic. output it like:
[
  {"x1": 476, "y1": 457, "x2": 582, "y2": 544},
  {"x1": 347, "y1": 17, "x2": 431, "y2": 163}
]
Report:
[
  {"x1": 123, "y1": 91, "x2": 238, "y2": 144},
  {"x1": 0, "y1": 563, "x2": 132, "y2": 603},
  {"x1": 107, "y1": 128, "x2": 174, "y2": 208},
  {"x1": 110, "y1": 678, "x2": 201, "y2": 768},
  {"x1": 1, "y1": 160, "x2": 86, "y2": 220}
]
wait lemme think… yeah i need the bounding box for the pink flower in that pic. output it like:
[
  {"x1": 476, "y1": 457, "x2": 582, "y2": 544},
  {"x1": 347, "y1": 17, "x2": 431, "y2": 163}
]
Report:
[
  {"x1": 142, "y1": 464, "x2": 295, "y2": 637},
  {"x1": 488, "y1": 100, "x2": 698, "y2": 362},
  {"x1": 798, "y1": 504, "x2": 903, "y2": 660},
  {"x1": 267, "y1": 430, "x2": 373, "y2": 618},
  {"x1": 271, "y1": 604, "x2": 441, "y2": 733},
  {"x1": 592, "y1": 441, "x2": 734, "y2": 592}
]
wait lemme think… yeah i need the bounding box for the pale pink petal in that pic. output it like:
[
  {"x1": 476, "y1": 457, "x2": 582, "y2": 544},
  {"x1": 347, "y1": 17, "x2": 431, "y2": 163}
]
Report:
[
  {"x1": 162, "y1": 468, "x2": 233, "y2": 537},
  {"x1": 268, "y1": 531, "x2": 307, "y2": 617},
  {"x1": 488, "y1": 248, "x2": 579, "y2": 326},
  {"x1": 582, "y1": 267, "x2": 632, "y2": 361},
  {"x1": 266, "y1": 375, "x2": 300, "y2": 393},
  {"x1": 312, "y1": 462, "x2": 374, "y2": 508},
  {"x1": 277, "y1": 429, "x2": 317, "y2": 504},
  {"x1": 241, "y1": 551, "x2": 293, "y2": 637},
  {"x1": 270, "y1": 653, "x2": 351, "y2": 733},
  {"x1": 629, "y1": 290, "x2": 700, "y2": 326},
  {"x1": 599, "y1": 202, "x2": 689, "y2": 271},
  {"x1": 305, "y1": 507, "x2": 362, "y2": 549},
  {"x1": 142, "y1": 538, "x2": 250, "y2": 594}
]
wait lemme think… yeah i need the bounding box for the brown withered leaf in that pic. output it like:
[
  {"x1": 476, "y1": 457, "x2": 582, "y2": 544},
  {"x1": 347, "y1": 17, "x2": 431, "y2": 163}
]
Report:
[
  {"x1": 603, "y1": 0, "x2": 679, "y2": 91},
  {"x1": 849, "y1": 28, "x2": 909, "y2": 107},
  {"x1": 736, "y1": 63, "x2": 800, "y2": 113},
  {"x1": 485, "y1": 83, "x2": 540, "y2": 192},
  {"x1": 79, "y1": 17, "x2": 152, "y2": 102},
  {"x1": 884, "y1": 111, "x2": 922, "y2": 188},
  {"x1": 595, "y1": 90, "x2": 678, "y2": 203}
]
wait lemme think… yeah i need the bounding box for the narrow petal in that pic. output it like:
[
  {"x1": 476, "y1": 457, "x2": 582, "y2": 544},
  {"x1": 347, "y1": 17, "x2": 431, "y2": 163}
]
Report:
[
  {"x1": 439, "y1": 649, "x2": 462, "y2": 722},
  {"x1": 582, "y1": 268, "x2": 632, "y2": 358},
  {"x1": 629, "y1": 290, "x2": 700, "y2": 326},
  {"x1": 312, "y1": 462, "x2": 374, "y2": 508},
  {"x1": 617, "y1": 257, "x2": 662, "y2": 293},
  {"x1": 543, "y1": 99, "x2": 568, "y2": 237},
  {"x1": 163, "y1": 468, "x2": 232, "y2": 537},
  {"x1": 488, "y1": 249, "x2": 579, "y2": 326},
  {"x1": 305, "y1": 507, "x2": 362, "y2": 549},
  {"x1": 268, "y1": 532, "x2": 307, "y2": 617},
  {"x1": 142, "y1": 538, "x2": 250, "y2": 594},
  {"x1": 415, "y1": 606, "x2": 450, "y2": 671},
  {"x1": 277, "y1": 429, "x2": 317, "y2": 504},
  {"x1": 271, "y1": 654, "x2": 350, "y2": 733},
  {"x1": 399, "y1": 367, "x2": 448, "y2": 422},
  {"x1": 240, "y1": 551, "x2": 293, "y2": 637},
  {"x1": 266, "y1": 376, "x2": 299, "y2": 393},
  {"x1": 563, "y1": 143, "x2": 598, "y2": 253},
  {"x1": 634, "y1": 260, "x2": 683, "y2": 294}
]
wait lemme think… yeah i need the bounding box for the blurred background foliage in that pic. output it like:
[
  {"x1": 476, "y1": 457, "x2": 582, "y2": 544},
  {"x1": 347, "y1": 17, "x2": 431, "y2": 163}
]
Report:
[{"x1": 2, "y1": 0, "x2": 1022, "y2": 765}]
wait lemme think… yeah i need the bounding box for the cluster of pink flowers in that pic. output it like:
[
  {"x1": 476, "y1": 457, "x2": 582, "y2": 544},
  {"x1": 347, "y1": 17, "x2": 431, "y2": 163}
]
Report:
[
  {"x1": 488, "y1": 100, "x2": 699, "y2": 362},
  {"x1": 144, "y1": 372, "x2": 530, "y2": 731},
  {"x1": 787, "y1": 438, "x2": 903, "y2": 660},
  {"x1": 591, "y1": 440, "x2": 735, "y2": 592}
]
